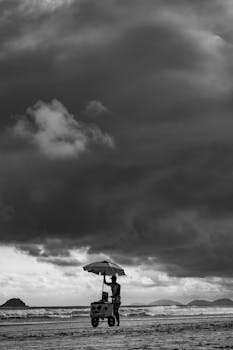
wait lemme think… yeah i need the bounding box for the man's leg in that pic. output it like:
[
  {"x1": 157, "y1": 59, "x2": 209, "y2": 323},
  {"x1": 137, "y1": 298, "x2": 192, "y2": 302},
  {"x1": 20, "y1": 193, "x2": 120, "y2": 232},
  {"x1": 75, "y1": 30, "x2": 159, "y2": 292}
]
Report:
[{"x1": 113, "y1": 303, "x2": 120, "y2": 326}]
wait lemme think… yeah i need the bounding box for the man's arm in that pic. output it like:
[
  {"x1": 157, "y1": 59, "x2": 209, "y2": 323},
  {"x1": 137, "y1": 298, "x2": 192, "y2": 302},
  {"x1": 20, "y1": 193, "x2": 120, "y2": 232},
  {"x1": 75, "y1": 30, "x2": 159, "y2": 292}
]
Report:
[{"x1": 103, "y1": 273, "x2": 112, "y2": 286}]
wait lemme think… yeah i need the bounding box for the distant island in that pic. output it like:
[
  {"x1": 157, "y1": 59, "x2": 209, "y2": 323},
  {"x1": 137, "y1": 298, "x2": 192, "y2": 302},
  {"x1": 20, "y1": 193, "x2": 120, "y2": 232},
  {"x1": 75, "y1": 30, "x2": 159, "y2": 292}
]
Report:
[
  {"x1": 129, "y1": 298, "x2": 233, "y2": 307},
  {"x1": 187, "y1": 299, "x2": 212, "y2": 307},
  {"x1": 187, "y1": 298, "x2": 233, "y2": 307},
  {"x1": 1, "y1": 298, "x2": 29, "y2": 308}
]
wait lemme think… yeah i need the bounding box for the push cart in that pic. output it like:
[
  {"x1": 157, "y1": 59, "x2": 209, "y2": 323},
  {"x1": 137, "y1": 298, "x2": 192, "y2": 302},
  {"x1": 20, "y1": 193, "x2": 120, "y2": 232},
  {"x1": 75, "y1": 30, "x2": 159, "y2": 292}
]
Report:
[
  {"x1": 83, "y1": 260, "x2": 125, "y2": 328},
  {"x1": 90, "y1": 291, "x2": 115, "y2": 327}
]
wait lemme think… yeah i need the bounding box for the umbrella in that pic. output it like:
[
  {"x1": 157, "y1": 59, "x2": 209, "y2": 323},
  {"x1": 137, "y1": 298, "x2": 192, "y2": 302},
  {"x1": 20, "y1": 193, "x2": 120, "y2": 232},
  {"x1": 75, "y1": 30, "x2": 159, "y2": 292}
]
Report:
[
  {"x1": 83, "y1": 260, "x2": 126, "y2": 294},
  {"x1": 83, "y1": 260, "x2": 126, "y2": 276}
]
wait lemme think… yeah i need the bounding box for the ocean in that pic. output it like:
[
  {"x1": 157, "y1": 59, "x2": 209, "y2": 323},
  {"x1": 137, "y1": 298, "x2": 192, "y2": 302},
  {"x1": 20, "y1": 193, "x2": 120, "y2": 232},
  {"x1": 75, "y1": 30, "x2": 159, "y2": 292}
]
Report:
[{"x1": 1, "y1": 305, "x2": 233, "y2": 322}]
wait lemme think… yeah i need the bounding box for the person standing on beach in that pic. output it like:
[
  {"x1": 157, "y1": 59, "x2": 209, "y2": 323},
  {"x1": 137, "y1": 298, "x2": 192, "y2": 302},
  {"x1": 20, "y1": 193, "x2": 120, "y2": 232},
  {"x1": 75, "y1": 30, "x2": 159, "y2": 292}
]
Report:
[{"x1": 104, "y1": 273, "x2": 121, "y2": 326}]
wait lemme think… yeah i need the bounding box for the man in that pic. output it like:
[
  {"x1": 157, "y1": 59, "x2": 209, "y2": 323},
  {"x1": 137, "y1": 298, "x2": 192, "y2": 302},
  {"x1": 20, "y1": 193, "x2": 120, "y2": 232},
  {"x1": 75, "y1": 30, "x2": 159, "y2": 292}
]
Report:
[{"x1": 103, "y1": 273, "x2": 121, "y2": 326}]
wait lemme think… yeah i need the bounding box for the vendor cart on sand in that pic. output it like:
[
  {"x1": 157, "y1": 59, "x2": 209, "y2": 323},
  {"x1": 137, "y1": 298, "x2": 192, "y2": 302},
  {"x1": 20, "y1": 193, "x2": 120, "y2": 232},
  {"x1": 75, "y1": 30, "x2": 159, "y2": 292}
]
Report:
[{"x1": 83, "y1": 260, "x2": 125, "y2": 328}]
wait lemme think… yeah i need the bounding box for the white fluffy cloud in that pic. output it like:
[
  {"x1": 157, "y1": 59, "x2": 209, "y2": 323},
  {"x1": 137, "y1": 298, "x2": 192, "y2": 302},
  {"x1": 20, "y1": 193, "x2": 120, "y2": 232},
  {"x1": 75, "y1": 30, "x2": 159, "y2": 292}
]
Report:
[
  {"x1": 13, "y1": 99, "x2": 114, "y2": 159},
  {"x1": 0, "y1": 246, "x2": 232, "y2": 306}
]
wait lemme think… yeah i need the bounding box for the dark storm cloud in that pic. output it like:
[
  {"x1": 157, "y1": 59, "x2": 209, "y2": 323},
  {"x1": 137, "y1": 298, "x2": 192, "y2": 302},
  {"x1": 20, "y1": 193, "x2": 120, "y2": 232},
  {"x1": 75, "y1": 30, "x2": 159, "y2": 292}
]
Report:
[
  {"x1": 38, "y1": 257, "x2": 81, "y2": 267},
  {"x1": 1, "y1": 0, "x2": 233, "y2": 277}
]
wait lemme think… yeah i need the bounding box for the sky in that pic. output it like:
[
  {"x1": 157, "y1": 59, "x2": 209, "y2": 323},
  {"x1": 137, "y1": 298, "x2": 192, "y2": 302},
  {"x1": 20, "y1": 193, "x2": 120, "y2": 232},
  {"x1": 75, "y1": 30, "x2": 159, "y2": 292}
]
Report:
[{"x1": 1, "y1": 0, "x2": 233, "y2": 306}]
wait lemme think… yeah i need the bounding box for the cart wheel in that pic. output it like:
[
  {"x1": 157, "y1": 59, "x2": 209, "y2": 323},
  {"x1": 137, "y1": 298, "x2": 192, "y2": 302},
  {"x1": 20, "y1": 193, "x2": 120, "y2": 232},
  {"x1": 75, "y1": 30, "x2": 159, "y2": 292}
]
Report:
[
  {"x1": 108, "y1": 316, "x2": 115, "y2": 327},
  {"x1": 91, "y1": 317, "x2": 99, "y2": 328}
]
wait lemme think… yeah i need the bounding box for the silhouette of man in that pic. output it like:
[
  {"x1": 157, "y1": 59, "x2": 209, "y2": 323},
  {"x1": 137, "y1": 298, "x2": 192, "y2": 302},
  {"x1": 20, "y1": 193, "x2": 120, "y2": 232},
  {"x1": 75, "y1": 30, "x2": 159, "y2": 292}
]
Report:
[{"x1": 104, "y1": 273, "x2": 121, "y2": 326}]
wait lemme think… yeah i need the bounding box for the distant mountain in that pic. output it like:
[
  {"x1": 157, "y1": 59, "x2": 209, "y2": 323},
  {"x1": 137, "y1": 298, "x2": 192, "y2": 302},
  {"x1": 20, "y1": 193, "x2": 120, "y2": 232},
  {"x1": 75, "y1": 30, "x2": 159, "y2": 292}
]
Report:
[
  {"x1": 187, "y1": 299, "x2": 212, "y2": 307},
  {"x1": 128, "y1": 298, "x2": 233, "y2": 308},
  {"x1": 149, "y1": 299, "x2": 183, "y2": 306},
  {"x1": 188, "y1": 298, "x2": 233, "y2": 307},
  {"x1": 211, "y1": 298, "x2": 233, "y2": 306},
  {"x1": 1, "y1": 298, "x2": 28, "y2": 308}
]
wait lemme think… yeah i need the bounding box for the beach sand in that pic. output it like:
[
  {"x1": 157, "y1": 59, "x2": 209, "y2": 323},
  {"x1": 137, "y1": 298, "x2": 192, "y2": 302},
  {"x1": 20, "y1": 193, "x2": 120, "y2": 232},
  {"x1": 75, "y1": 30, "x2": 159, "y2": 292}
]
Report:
[{"x1": 1, "y1": 315, "x2": 233, "y2": 349}]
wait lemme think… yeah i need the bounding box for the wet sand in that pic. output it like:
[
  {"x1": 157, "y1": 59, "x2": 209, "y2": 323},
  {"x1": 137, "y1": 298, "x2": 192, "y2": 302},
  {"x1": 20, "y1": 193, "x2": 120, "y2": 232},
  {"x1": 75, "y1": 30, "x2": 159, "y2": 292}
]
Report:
[{"x1": 1, "y1": 315, "x2": 233, "y2": 349}]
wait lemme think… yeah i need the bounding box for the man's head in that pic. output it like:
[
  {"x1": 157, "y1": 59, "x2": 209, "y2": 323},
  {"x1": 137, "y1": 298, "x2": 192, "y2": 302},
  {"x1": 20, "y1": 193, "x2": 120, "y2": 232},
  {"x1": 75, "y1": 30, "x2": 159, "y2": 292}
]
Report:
[{"x1": 111, "y1": 275, "x2": 117, "y2": 283}]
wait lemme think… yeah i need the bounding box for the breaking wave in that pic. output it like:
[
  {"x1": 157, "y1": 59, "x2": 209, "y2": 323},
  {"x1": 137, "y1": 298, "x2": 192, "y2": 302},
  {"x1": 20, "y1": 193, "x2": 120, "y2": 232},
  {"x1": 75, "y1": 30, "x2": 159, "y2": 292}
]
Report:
[
  {"x1": 0, "y1": 307, "x2": 90, "y2": 321},
  {"x1": 1, "y1": 305, "x2": 233, "y2": 321},
  {"x1": 121, "y1": 306, "x2": 233, "y2": 318}
]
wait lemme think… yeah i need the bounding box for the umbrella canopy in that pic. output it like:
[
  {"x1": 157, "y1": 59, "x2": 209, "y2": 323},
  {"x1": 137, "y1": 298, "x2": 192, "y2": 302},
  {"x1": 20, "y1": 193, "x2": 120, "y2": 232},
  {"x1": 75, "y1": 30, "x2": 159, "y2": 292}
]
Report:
[{"x1": 83, "y1": 260, "x2": 126, "y2": 276}]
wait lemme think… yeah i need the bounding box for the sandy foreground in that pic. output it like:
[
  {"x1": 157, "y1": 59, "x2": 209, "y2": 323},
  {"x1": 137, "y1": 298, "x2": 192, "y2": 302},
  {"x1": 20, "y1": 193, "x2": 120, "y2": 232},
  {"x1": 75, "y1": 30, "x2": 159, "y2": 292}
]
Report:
[{"x1": 0, "y1": 316, "x2": 233, "y2": 350}]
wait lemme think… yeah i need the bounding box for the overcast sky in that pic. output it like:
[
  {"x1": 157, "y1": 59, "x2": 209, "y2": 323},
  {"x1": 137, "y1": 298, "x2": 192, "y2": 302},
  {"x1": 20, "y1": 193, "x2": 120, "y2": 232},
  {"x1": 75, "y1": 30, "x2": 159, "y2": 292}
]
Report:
[{"x1": 1, "y1": 0, "x2": 233, "y2": 306}]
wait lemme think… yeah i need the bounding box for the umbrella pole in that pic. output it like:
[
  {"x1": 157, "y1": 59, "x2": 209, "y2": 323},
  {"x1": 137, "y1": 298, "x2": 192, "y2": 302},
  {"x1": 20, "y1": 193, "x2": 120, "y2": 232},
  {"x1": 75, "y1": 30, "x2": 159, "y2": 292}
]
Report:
[{"x1": 102, "y1": 275, "x2": 104, "y2": 294}]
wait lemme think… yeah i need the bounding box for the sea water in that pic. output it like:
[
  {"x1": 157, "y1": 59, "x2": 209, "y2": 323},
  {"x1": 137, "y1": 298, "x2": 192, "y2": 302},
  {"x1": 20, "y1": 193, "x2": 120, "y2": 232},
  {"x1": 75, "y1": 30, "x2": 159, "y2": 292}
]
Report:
[{"x1": 1, "y1": 305, "x2": 233, "y2": 322}]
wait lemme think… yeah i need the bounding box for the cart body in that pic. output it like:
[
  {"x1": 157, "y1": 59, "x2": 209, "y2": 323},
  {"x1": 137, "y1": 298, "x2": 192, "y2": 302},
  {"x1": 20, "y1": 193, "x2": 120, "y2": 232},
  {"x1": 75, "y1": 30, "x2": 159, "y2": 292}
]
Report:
[
  {"x1": 90, "y1": 301, "x2": 113, "y2": 318},
  {"x1": 90, "y1": 292, "x2": 116, "y2": 327}
]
